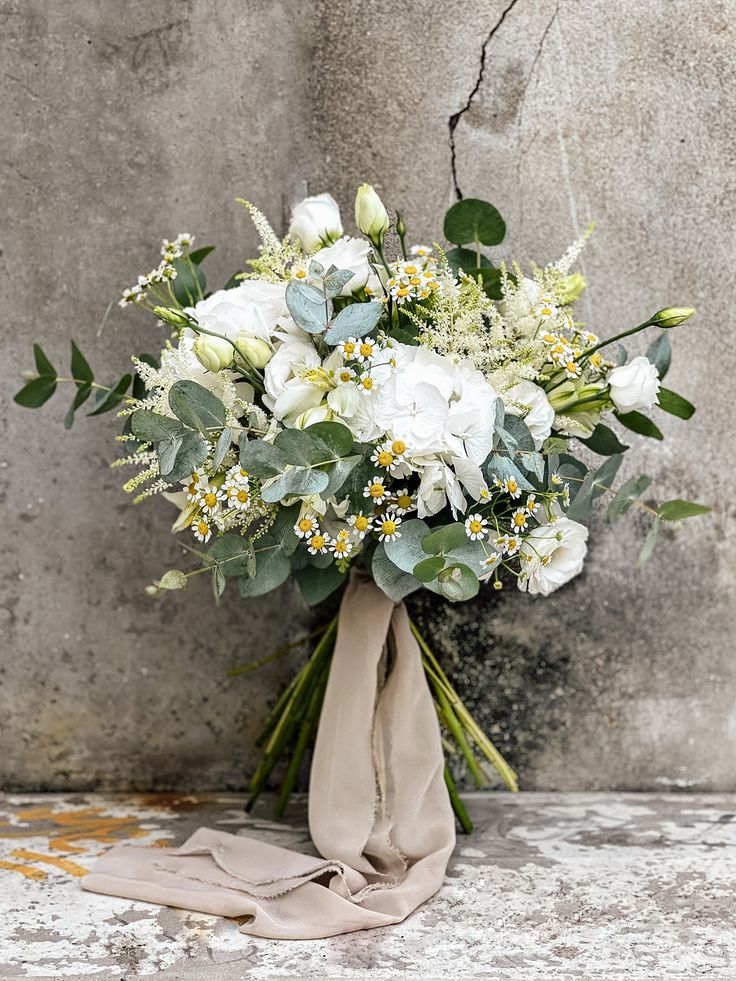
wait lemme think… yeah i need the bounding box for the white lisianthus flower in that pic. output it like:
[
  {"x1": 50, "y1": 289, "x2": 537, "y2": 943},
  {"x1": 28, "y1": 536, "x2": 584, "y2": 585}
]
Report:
[
  {"x1": 288, "y1": 193, "x2": 343, "y2": 251},
  {"x1": 189, "y1": 281, "x2": 287, "y2": 344},
  {"x1": 263, "y1": 337, "x2": 324, "y2": 424},
  {"x1": 518, "y1": 517, "x2": 589, "y2": 596},
  {"x1": 505, "y1": 381, "x2": 555, "y2": 449},
  {"x1": 313, "y1": 236, "x2": 372, "y2": 295},
  {"x1": 607, "y1": 356, "x2": 660, "y2": 413},
  {"x1": 354, "y1": 183, "x2": 390, "y2": 244},
  {"x1": 192, "y1": 334, "x2": 233, "y2": 373}
]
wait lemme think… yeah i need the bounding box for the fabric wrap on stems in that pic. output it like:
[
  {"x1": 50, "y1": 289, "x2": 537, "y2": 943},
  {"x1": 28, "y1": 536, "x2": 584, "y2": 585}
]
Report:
[{"x1": 81, "y1": 571, "x2": 455, "y2": 939}]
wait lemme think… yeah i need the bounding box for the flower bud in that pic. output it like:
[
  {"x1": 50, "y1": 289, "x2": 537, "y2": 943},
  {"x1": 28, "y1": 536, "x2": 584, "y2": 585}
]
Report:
[
  {"x1": 157, "y1": 569, "x2": 188, "y2": 590},
  {"x1": 192, "y1": 334, "x2": 233, "y2": 372},
  {"x1": 396, "y1": 211, "x2": 407, "y2": 239},
  {"x1": 651, "y1": 307, "x2": 696, "y2": 328},
  {"x1": 235, "y1": 335, "x2": 272, "y2": 369},
  {"x1": 556, "y1": 272, "x2": 586, "y2": 305},
  {"x1": 154, "y1": 306, "x2": 190, "y2": 327},
  {"x1": 354, "y1": 183, "x2": 389, "y2": 245}
]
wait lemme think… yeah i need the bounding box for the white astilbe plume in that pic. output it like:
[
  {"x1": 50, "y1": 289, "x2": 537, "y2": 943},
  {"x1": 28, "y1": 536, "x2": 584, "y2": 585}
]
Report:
[
  {"x1": 553, "y1": 222, "x2": 594, "y2": 275},
  {"x1": 236, "y1": 199, "x2": 304, "y2": 282}
]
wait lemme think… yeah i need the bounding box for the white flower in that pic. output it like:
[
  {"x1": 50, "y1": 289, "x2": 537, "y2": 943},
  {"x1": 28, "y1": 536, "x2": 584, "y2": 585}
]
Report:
[
  {"x1": 329, "y1": 536, "x2": 353, "y2": 558},
  {"x1": 294, "y1": 514, "x2": 319, "y2": 539},
  {"x1": 340, "y1": 337, "x2": 359, "y2": 360},
  {"x1": 495, "y1": 533, "x2": 521, "y2": 556},
  {"x1": 391, "y1": 487, "x2": 415, "y2": 515},
  {"x1": 182, "y1": 469, "x2": 207, "y2": 502},
  {"x1": 307, "y1": 533, "x2": 329, "y2": 555},
  {"x1": 607, "y1": 356, "x2": 660, "y2": 413},
  {"x1": 288, "y1": 193, "x2": 343, "y2": 251},
  {"x1": 199, "y1": 484, "x2": 225, "y2": 515},
  {"x1": 370, "y1": 442, "x2": 401, "y2": 472},
  {"x1": 192, "y1": 517, "x2": 212, "y2": 543},
  {"x1": 354, "y1": 337, "x2": 380, "y2": 363},
  {"x1": 518, "y1": 516, "x2": 588, "y2": 596},
  {"x1": 375, "y1": 509, "x2": 402, "y2": 542},
  {"x1": 505, "y1": 381, "x2": 555, "y2": 450},
  {"x1": 189, "y1": 281, "x2": 287, "y2": 344},
  {"x1": 524, "y1": 494, "x2": 540, "y2": 516},
  {"x1": 464, "y1": 513, "x2": 488, "y2": 541},
  {"x1": 262, "y1": 337, "x2": 324, "y2": 424},
  {"x1": 225, "y1": 465, "x2": 250, "y2": 487},
  {"x1": 313, "y1": 236, "x2": 372, "y2": 295},
  {"x1": 224, "y1": 483, "x2": 251, "y2": 511},
  {"x1": 354, "y1": 183, "x2": 389, "y2": 243},
  {"x1": 363, "y1": 476, "x2": 389, "y2": 505},
  {"x1": 510, "y1": 507, "x2": 529, "y2": 532},
  {"x1": 348, "y1": 512, "x2": 371, "y2": 539}
]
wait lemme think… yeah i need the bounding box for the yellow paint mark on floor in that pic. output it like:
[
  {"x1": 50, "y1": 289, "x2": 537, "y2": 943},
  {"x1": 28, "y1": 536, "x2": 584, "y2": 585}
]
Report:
[
  {"x1": 0, "y1": 806, "x2": 153, "y2": 853},
  {"x1": 10, "y1": 849, "x2": 88, "y2": 877},
  {"x1": 0, "y1": 859, "x2": 47, "y2": 880}
]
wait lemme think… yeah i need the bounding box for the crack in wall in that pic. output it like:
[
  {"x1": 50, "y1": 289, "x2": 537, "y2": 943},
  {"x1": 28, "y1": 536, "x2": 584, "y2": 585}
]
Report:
[{"x1": 447, "y1": 0, "x2": 522, "y2": 200}]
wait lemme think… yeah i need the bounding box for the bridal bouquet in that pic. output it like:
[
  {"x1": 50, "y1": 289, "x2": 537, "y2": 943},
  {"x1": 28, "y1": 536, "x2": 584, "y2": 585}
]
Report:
[{"x1": 16, "y1": 185, "x2": 707, "y2": 833}]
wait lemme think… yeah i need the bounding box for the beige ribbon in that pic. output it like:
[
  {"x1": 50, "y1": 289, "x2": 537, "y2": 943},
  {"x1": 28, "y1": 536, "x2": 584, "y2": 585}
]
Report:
[{"x1": 82, "y1": 572, "x2": 455, "y2": 939}]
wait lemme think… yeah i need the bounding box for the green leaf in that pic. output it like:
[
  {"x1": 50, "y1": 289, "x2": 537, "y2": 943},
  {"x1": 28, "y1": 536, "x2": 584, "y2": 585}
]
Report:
[
  {"x1": 616, "y1": 411, "x2": 664, "y2": 441},
  {"x1": 607, "y1": 475, "x2": 652, "y2": 520},
  {"x1": 87, "y1": 374, "x2": 132, "y2": 415},
  {"x1": 189, "y1": 245, "x2": 215, "y2": 265},
  {"x1": 437, "y1": 563, "x2": 479, "y2": 602},
  {"x1": 209, "y1": 534, "x2": 256, "y2": 577},
  {"x1": 658, "y1": 388, "x2": 695, "y2": 420},
  {"x1": 168, "y1": 380, "x2": 226, "y2": 434},
  {"x1": 33, "y1": 343, "x2": 57, "y2": 379},
  {"x1": 413, "y1": 555, "x2": 446, "y2": 582},
  {"x1": 522, "y1": 451, "x2": 545, "y2": 481},
  {"x1": 339, "y1": 458, "x2": 375, "y2": 508},
  {"x1": 238, "y1": 544, "x2": 291, "y2": 598},
  {"x1": 647, "y1": 334, "x2": 671, "y2": 380},
  {"x1": 384, "y1": 518, "x2": 431, "y2": 573},
  {"x1": 63, "y1": 383, "x2": 92, "y2": 429},
  {"x1": 273, "y1": 429, "x2": 323, "y2": 467},
  {"x1": 213, "y1": 566, "x2": 227, "y2": 600},
  {"x1": 14, "y1": 375, "x2": 57, "y2": 408},
  {"x1": 421, "y1": 523, "x2": 468, "y2": 556},
  {"x1": 239, "y1": 439, "x2": 289, "y2": 478},
  {"x1": 593, "y1": 454, "x2": 624, "y2": 495},
  {"x1": 322, "y1": 455, "x2": 362, "y2": 498},
  {"x1": 445, "y1": 247, "x2": 492, "y2": 271},
  {"x1": 304, "y1": 421, "x2": 354, "y2": 458},
  {"x1": 324, "y1": 301, "x2": 382, "y2": 345},
  {"x1": 657, "y1": 499, "x2": 711, "y2": 521},
  {"x1": 269, "y1": 506, "x2": 300, "y2": 556},
  {"x1": 131, "y1": 410, "x2": 186, "y2": 442},
  {"x1": 172, "y1": 257, "x2": 206, "y2": 306},
  {"x1": 285, "y1": 280, "x2": 330, "y2": 334},
  {"x1": 443, "y1": 199, "x2": 506, "y2": 247},
  {"x1": 372, "y1": 544, "x2": 421, "y2": 602},
  {"x1": 322, "y1": 267, "x2": 355, "y2": 298},
  {"x1": 260, "y1": 467, "x2": 330, "y2": 503},
  {"x1": 637, "y1": 517, "x2": 661, "y2": 567},
  {"x1": 478, "y1": 267, "x2": 505, "y2": 299},
  {"x1": 295, "y1": 563, "x2": 345, "y2": 605},
  {"x1": 70, "y1": 340, "x2": 93, "y2": 385},
  {"x1": 159, "y1": 431, "x2": 209, "y2": 482},
  {"x1": 212, "y1": 427, "x2": 235, "y2": 471},
  {"x1": 580, "y1": 423, "x2": 629, "y2": 456},
  {"x1": 486, "y1": 454, "x2": 535, "y2": 492},
  {"x1": 502, "y1": 416, "x2": 536, "y2": 453}
]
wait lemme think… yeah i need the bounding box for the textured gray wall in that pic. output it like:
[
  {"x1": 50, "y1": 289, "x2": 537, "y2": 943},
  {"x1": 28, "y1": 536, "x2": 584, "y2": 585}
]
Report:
[{"x1": 2, "y1": 0, "x2": 734, "y2": 792}]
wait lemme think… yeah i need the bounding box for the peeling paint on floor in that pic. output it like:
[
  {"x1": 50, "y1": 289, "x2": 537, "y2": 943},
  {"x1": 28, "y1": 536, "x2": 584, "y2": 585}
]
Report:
[{"x1": 1, "y1": 792, "x2": 735, "y2": 979}]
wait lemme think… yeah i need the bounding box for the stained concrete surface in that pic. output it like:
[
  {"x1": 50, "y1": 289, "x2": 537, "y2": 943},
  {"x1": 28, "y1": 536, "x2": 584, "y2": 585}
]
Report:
[
  {"x1": 1, "y1": 0, "x2": 735, "y2": 793},
  {"x1": 1, "y1": 792, "x2": 735, "y2": 979}
]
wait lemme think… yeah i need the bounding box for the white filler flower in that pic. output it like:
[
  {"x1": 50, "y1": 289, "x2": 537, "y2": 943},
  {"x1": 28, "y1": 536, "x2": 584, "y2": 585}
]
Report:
[
  {"x1": 288, "y1": 193, "x2": 343, "y2": 251},
  {"x1": 518, "y1": 516, "x2": 589, "y2": 596},
  {"x1": 607, "y1": 356, "x2": 660, "y2": 413}
]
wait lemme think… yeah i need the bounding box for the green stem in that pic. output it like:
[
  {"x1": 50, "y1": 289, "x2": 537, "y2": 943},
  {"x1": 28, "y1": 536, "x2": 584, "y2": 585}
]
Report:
[
  {"x1": 581, "y1": 318, "x2": 654, "y2": 360},
  {"x1": 444, "y1": 764, "x2": 473, "y2": 834},
  {"x1": 430, "y1": 678, "x2": 488, "y2": 788},
  {"x1": 228, "y1": 624, "x2": 329, "y2": 677}
]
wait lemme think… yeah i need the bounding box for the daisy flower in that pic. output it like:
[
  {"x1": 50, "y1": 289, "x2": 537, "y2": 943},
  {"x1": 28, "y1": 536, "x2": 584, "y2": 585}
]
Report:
[
  {"x1": 464, "y1": 513, "x2": 488, "y2": 541},
  {"x1": 525, "y1": 494, "x2": 540, "y2": 516},
  {"x1": 375, "y1": 510, "x2": 402, "y2": 542},
  {"x1": 336, "y1": 366, "x2": 355, "y2": 384},
  {"x1": 363, "y1": 477, "x2": 388, "y2": 505},
  {"x1": 225, "y1": 464, "x2": 250, "y2": 486},
  {"x1": 307, "y1": 533, "x2": 328, "y2": 555},
  {"x1": 200, "y1": 484, "x2": 225, "y2": 515},
  {"x1": 330, "y1": 537, "x2": 353, "y2": 558},
  {"x1": 495, "y1": 534, "x2": 520, "y2": 557},
  {"x1": 355, "y1": 337, "x2": 378, "y2": 363},
  {"x1": 388, "y1": 438, "x2": 408, "y2": 461},
  {"x1": 294, "y1": 514, "x2": 319, "y2": 539},
  {"x1": 348, "y1": 512, "x2": 371, "y2": 539},
  {"x1": 192, "y1": 518, "x2": 212, "y2": 543},
  {"x1": 182, "y1": 469, "x2": 206, "y2": 503},
  {"x1": 370, "y1": 442, "x2": 399, "y2": 472},
  {"x1": 359, "y1": 375, "x2": 375, "y2": 396},
  {"x1": 392, "y1": 488, "x2": 415, "y2": 515},
  {"x1": 226, "y1": 484, "x2": 251, "y2": 511},
  {"x1": 340, "y1": 337, "x2": 359, "y2": 360},
  {"x1": 536, "y1": 297, "x2": 557, "y2": 319},
  {"x1": 510, "y1": 508, "x2": 529, "y2": 532},
  {"x1": 496, "y1": 475, "x2": 522, "y2": 499},
  {"x1": 410, "y1": 244, "x2": 433, "y2": 258}
]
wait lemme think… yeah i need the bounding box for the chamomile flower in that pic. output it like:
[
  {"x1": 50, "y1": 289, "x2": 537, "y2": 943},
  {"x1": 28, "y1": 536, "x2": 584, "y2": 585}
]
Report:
[
  {"x1": 348, "y1": 512, "x2": 371, "y2": 539},
  {"x1": 464, "y1": 513, "x2": 488, "y2": 541},
  {"x1": 226, "y1": 485, "x2": 251, "y2": 511},
  {"x1": 355, "y1": 337, "x2": 380, "y2": 363},
  {"x1": 329, "y1": 536, "x2": 353, "y2": 558},
  {"x1": 182, "y1": 469, "x2": 207, "y2": 502},
  {"x1": 561, "y1": 483, "x2": 571, "y2": 507},
  {"x1": 496, "y1": 475, "x2": 522, "y2": 499},
  {"x1": 358, "y1": 374, "x2": 376, "y2": 396},
  {"x1": 410, "y1": 244, "x2": 433, "y2": 258},
  {"x1": 294, "y1": 514, "x2": 319, "y2": 539},
  {"x1": 200, "y1": 484, "x2": 225, "y2": 515},
  {"x1": 525, "y1": 494, "x2": 540, "y2": 516},
  {"x1": 495, "y1": 534, "x2": 521, "y2": 557},
  {"x1": 375, "y1": 510, "x2": 402, "y2": 542},
  {"x1": 307, "y1": 533, "x2": 328, "y2": 555},
  {"x1": 336, "y1": 366, "x2": 355, "y2": 384},
  {"x1": 225, "y1": 465, "x2": 250, "y2": 486},
  {"x1": 536, "y1": 297, "x2": 558, "y2": 320},
  {"x1": 340, "y1": 337, "x2": 359, "y2": 360},
  {"x1": 388, "y1": 438, "x2": 408, "y2": 461},
  {"x1": 392, "y1": 487, "x2": 415, "y2": 515},
  {"x1": 192, "y1": 518, "x2": 212, "y2": 543},
  {"x1": 510, "y1": 508, "x2": 529, "y2": 532},
  {"x1": 370, "y1": 442, "x2": 400, "y2": 472},
  {"x1": 363, "y1": 476, "x2": 388, "y2": 505}
]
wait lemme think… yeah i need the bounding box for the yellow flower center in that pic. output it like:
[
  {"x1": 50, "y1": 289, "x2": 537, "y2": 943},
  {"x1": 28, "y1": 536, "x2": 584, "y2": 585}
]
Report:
[
  {"x1": 298, "y1": 518, "x2": 313, "y2": 533},
  {"x1": 187, "y1": 482, "x2": 198, "y2": 496},
  {"x1": 469, "y1": 520, "x2": 483, "y2": 534},
  {"x1": 397, "y1": 494, "x2": 411, "y2": 510},
  {"x1": 236, "y1": 489, "x2": 249, "y2": 504},
  {"x1": 204, "y1": 493, "x2": 217, "y2": 508},
  {"x1": 334, "y1": 541, "x2": 348, "y2": 554},
  {"x1": 377, "y1": 451, "x2": 393, "y2": 467},
  {"x1": 190, "y1": 472, "x2": 201, "y2": 484},
  {"x1": 362, "y1": 377, "x2": 374, "y2": 391},
  {"x1": 382, "y1": 519, "x2": 397, "y2": 535},
  {"x1": 409, "y1": 276, "x2": 422, "y2": 286},
  {"x1": 295, "y1": 269, "x2": 307, "y2": 279},
  {"x1": 513, "y1": 513, "x2": 526, "y2": 528},
  {"x1": 311, "y1": 535, "x2": 325, "y2": 550},
  {"x1": 369, "y1": 483, "x2": 385, "y2": 498},
  {"x1": 391, "y1": 439, "x2": 406, "y2": 455},
  {"x1": 508, "y1": 538, "x2": 518, "y2": 550},
  {"x1": 343, "y1": 341, "x2": 356, "y2": 355},
  {"x1": 404, "y1": 264, "x2": 419, "y2": 275},
  {"x1": 340, "y1": 370, "x2": 352, "y2": 382},
  {"x1": 396, "y1": 287, "x2": 410, "y2": 297},
  {"x1": 355, "y1": 515, "x2": 369, "y2": 531},
  {"x1": 359, "y1": 342, "x2": 374, "y2": 358},
  {"x1": 507, "y1": 479, "x2": 518, "y2": 494},
  {"x1": 427, "y1": 280, "x2": 440, "y2": 291},
  {"x1": 197, "y1": 521, "x2": 209, "y2": 535}
]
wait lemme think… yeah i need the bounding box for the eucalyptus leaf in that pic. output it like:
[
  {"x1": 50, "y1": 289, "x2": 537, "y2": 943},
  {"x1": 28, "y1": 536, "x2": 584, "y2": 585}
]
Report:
[
  {"x1": 33, "y1": 343, "x2": 57, "y2": 379},
  {"x1": 260, "y1": 467, "x2": 330, "y2": 503},
  {"x1": 160, "y1": 430, "x2": 209, "y2": 482},
  {"x1": 172, "y1": 256, "x2": 206, "y2": 306},
  {"x1": 169, "y1": 380, "x2": 226, "y2": 434},
  {"x1": 647, "y1": 334, "x2": 672, "y2": 380},
  {"x1": 637, "y1": 517, "x2": 661, "y2": 567},
  {"x1": 443, "y1": 198, "x2": 506, "y2": 247},
  {"x1": 413, "y1": 555, "x2": 446, "y2": 582},
  {"x1": 607, "y1": 475, "x2": 652, "y2": 520},
  {"x1": 88, "y1": 374, "x2": 133, "y2": 416},
  {"x1": 295, "y1": 563, "x2": 345, "y2": 605},
  {"x1": 421, "y1": 523, "x2": 468, "y2": 556},
  {"x1": 273, "y1": 428, "x2": 324, "y2": 467},
  {"x1": 502, "y1": 415, "x2": 536, "y2": 452},
  {"x1": 14, "y1": 375, "x2": 57, "y2": 408},
  {"x1": 131, "y1": 410, "x2": 186, "y2": 443},
  {"x1": 239, "y1": 439, "x2": 289, "y2": 478},
  {"x1": 285, "y1": 279, "x2": 329, "y2": 334},
  {"x1": 63, "y1": 382, "x2": 92, "y2": 429},
  {"x1": 437, "y1": 563, "x2": 479, "y2": 602},
  {"x1": 522, "y1": 451, "x2": 545, "y2": 481},
  {"x1": 322, "y1": 267, "x2": 355, "y2": 298},
  {"x1": 189, "y1": 245, "x2": 215, "y2": 265},
  {"x1": 322, "y1": 455, "x2": 362, "y2": 498},
  {"x1": 383, "y1": 518, "x2": 430, "y2": 573},
  {"x1": 324, "y1": 301, "x2": 382, "y2": 345},
  {"x1": 70, "y1": 340, "x2": 93, "y2": 385},
  {"x1": 238, "y1": 544, "x2": 291, "y2": 597},
  {"x1": 305, "y1": 421, "x2": 354, "y2": 458},
  {"x1": 445, "y1": 247, "x2": 492, "y2": 271},
  {"x1": 372, "y1": 544, "x2": 421, "y2": 602},
  {"x1": 213, "y1": 427, "x2": 235, "y2": 471},
  {"x1": 486, "y1": 454, "x2": 535, "y2": 492},
  {"x1": 209, "y1": 534, "x2": 256, "y2": 577}
]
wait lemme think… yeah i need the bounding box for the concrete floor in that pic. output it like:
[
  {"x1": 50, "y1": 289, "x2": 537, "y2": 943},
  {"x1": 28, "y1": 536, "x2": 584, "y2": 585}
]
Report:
[{"x1": 1, "y1": 793, "x2": 734, "y2": 980}]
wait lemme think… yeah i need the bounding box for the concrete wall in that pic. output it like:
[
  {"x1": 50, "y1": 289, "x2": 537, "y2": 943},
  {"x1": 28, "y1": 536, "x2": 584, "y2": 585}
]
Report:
[{"x1": 2, "y1": 0, "x2": 734, "y2": 792}]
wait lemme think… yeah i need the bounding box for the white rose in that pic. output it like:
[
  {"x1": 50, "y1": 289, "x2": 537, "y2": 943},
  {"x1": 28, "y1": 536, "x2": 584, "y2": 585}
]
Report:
[
  {"x1": 288, "y1": 193, "x2": 343, "y2": 251},
  {"x1": 518, "y1": 517, "x2": 588, "y2": 596},
  {"x1": 607, "y1": 356, "x2": 660, "y2": 413},
  {"x1": 505, "y1": 381, "x2": 555, "y2": 449},
  {"x1": 189, "y1": 281, "x2": 287, "y2": 344},
  {"x1": 313, "y1": 236, "x2": 372, "y2": 295}
]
